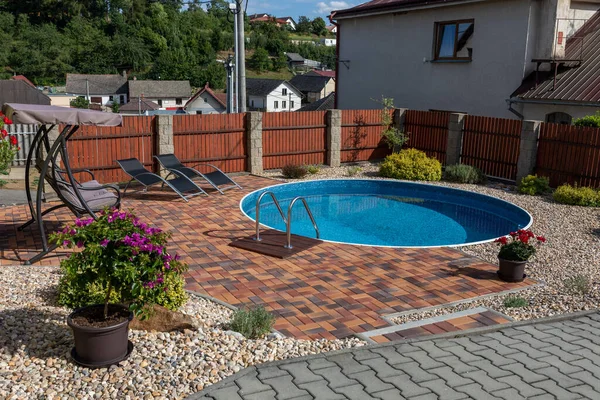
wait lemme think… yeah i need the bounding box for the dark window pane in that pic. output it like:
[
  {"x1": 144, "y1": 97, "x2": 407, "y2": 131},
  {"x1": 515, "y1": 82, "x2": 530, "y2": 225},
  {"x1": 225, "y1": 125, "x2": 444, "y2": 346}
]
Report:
[{"x1": 438, "y1": 24, "x2": 456, "y2": 58}]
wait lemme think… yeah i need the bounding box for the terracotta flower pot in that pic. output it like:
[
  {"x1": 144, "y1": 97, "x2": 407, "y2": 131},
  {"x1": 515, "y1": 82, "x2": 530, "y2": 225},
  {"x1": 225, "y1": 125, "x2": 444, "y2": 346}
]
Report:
[
  {"x1": 497, "y1": 257, "x2": 527, "y2": 282},
  {"x1": 67, "y1": 304, "x2": 134, "y2": 368}
]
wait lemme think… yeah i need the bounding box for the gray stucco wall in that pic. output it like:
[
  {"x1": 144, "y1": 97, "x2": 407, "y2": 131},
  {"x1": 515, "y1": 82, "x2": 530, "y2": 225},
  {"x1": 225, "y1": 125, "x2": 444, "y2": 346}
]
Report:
[{"x1": 337, "y1": 0, "x2": 535, "y2": 118}]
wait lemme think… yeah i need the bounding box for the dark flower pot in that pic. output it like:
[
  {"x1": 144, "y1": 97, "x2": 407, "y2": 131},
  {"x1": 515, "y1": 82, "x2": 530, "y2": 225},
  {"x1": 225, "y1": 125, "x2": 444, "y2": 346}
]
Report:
[
  {"x1": 497, "y1": 257, "x2": 527, "y2": 282},
  {"x1": 67, "y1": 304, "x2": 134, "y2": 368}
]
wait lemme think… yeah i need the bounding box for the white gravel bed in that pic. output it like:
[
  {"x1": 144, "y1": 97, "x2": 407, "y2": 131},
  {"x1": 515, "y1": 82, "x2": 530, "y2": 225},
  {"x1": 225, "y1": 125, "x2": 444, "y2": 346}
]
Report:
[
  {"x1": 259, "y1": 163, "x2": 600, "y2": 323},
  {"x1": 0, "y1": 266, "x2": 364, "y2": 400}
]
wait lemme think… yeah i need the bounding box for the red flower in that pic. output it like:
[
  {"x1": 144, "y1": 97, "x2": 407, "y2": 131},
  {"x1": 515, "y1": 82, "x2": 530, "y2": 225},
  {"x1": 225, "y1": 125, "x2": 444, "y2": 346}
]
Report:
[
  {"x1": 0, "y1": 129, "x2": 6, "y2": 138},
  {"x1": 509, "y1": 231, "x2": 517, "y2": 237},
  {"x1": 537, "y1": 236, "x2": 546, "y2": 243},
  {"x1": 3, "y1": 116, "x2": 12, "y2": 125},
  {"x1": 9, "y1": 135, "x2": 17, "y2": 146},
  {"x1": 495, "y1": 237, "x2": 508, "y2": 245}
]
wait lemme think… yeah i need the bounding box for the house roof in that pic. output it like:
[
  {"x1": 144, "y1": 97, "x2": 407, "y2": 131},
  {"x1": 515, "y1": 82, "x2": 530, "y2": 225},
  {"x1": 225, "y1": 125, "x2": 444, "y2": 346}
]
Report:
[
  {"x1": 286, "y1": 53, "x2": 305, "y2": 62},
  {"x1": 327, "y1": 25, "x2": 337, "y2": 32},
  {"x1": 11, "y1": 75, "x2": 35, "y2": 87},
  {"x1": 306, "y1": 70, "x2": 336, "y2": 78},
  {"x1": 289, "y1": 74, "x2": 332, "y2": 93},
  {"x1": 129, "y1": 80, "x2": 191, "y2": 99},
  {"x1": 333, "y1": 0, "x2": 479, "y2": 19},
  {"x1": 246, "y1": 78, "x2": 302, "y2": 98},
  {"x1": 0, "y1": 80, "x2": 51, "y2": 106},
  {"x1": 248, "y1": 13, "x2": 269, "y2": 19},
  {"x1": 185, "y1": 83, "x2": 227, "y2": 109},
  {"x1": 298, "y1": 93, "x2": 336, "y2": 111},
  {"x1": 512, "y1": 11, "x2": 600, "y2": 104},
  {"x1": 66, "y1": 74, "x2": 128, "y2": 95},
  {"x1": 118, "y1": 98, "x2": 159, "y2": 112}
]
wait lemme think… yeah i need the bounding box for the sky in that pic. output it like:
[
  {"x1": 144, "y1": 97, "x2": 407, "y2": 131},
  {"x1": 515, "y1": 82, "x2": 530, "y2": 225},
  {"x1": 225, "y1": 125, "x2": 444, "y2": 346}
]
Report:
[{"x1": 244, "y1": 0, "x2": 360, "y2": 21}]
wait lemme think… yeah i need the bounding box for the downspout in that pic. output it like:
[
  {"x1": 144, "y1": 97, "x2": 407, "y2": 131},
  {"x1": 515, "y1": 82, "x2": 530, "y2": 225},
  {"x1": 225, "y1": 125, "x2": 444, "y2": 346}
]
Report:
[
  {"x1": 329, "y1": 12, "x2": 340, "y2": 109},
  {"x1": 506, "y1": 99, "x2": 524, "y2": 120}
]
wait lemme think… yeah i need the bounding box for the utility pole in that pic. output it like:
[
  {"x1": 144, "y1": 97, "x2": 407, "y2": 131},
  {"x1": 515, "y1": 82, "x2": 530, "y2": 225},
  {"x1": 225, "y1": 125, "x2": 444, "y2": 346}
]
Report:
[
  {"x1": 85, "y1": 79, "x2": 90, "y2": 102},
  {"x1": 236, "y1": 0, "x2": 246, "y2": 112},
  {"x1": 229, "y1": 2, "x2": 238, "y2": 113},
  {"x1": 225, "y1": 56, "x2": 234, "y2": 114}
]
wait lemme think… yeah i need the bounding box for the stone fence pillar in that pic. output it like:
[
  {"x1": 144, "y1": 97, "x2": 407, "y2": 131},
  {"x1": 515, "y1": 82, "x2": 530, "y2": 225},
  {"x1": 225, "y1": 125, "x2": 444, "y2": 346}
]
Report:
[
  {"x1": 246, "y1": 112, "x2": 263, "y2": 175},
  {"x1": 326, "y1": 109, "x2": 342, "y2": 167},
  {"x1": 155, "y1": 115, "x2": 174, "y2": 176},
  {"x1": 446, "y1": 113, "x2": 467, "y2": 166},
  {"x1": 516, "y1": 120, "x2": 542, "y2": 182}
]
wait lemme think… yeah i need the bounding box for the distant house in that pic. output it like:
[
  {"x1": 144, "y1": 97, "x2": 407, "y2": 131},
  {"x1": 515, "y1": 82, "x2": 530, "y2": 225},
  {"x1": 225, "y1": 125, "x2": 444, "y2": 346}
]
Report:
[
  {"x1": 298, "y1": 93, "x2": 336, "y2": 112},
  {"x1": 66, "y1": 73, "x2": 128, "y2": 106},
  {"x1": 246, "y1": 78, "x2": 302, "y2": 112},
  {"x1": 10, "y1": 75, "x2": 35, "y2": 88},
  {"x1": 327, "y1": 25, "x2": 337, "y2": 34},
  {"x1": 0, "y1": 80, "x2": 51, "y2": 106},
  {"x1": 306, "y1": 70, "x2": 336, "y2": 79},
  {"x1": 289, "y1": 74, "x2": 335, "y2": 103},
  {"x1": 279, "y1": 16, "x2": 297, "y2": 30},
  {"x1": 249, "y1": 15, "x2": 296, "y2": 30},
  {"x1": 286, "y1": 53, "x2": 323, "y2": 69},
  {"x1": 184, "y1": 83, "x2": 227, "y2": 114},
  {"x1": 128, "y1": 80, "x2": 191, "y2": 110},
  {"x1": 320, "y1": 38, "x2": 337, "y2": 47},
  {"x1": 248, "y1": 13, "x2": 269, "y2": 20},
  {"x1": 118, "y1": 98, "x2": 159, "y2": 115}
]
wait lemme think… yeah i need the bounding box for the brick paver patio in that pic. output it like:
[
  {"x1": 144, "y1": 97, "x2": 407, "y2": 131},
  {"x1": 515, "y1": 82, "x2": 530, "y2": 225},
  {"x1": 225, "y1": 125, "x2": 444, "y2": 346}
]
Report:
[
  {"x1": 0, "y1": 175, "x2": 535, "y2": 340},
  {"x1": 188, "y1": 311, "x2": 600, "y2": 400}
]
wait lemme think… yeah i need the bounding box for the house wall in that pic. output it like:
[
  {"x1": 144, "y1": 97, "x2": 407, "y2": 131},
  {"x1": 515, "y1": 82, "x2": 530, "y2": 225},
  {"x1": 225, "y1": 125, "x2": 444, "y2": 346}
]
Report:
[
  {"x1": 186, "y1": 93, "x2": 226, "y2": 114},
  {"x1": 519, "y1": 102, "x2": 600, "y2": 121},
  {"x1": 337, "y1": 0, "x2": 535, "y2": 118},
  {"x1": 265, "y1": 83, "x2": 302, "y2": 112},
  {"x1": 84, "y1": 94, "x2": 127, "y2": 106},
  {"x1": 48, "y1": 94, "x2": 77, "y2": 107},
  {"x1": 566, "y1": 0, "x2": 600, "y2": 36},
  {"x1": 249, "y1": 95, "x2": 265, "y2": 110},
  {"x1": 145, "y1": 97, "x2": 189, "y2": 109}
]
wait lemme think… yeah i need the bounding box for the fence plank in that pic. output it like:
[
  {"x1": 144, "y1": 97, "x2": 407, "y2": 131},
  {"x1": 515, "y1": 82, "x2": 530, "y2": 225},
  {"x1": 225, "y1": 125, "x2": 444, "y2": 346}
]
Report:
[{"x1": 404, "y1": 110, "x2": 449, "y2": 164}]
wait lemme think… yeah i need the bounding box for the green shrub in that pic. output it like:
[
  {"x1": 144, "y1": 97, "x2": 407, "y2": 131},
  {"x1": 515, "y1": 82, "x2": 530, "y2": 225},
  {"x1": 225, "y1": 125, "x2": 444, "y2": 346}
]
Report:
[
  {"x1": 347, "y1": 166, "x2": 362, "y2": 177},
  {"x1": 228, "y1": 306, "x2": 276, "y2": 339},
  {"x1": 443, "y1": 164, "x2": 486, "y2": 184},
  {"x1": 503, "y1": 295, "x2": 528, "y2": 308},
  {"x1": 518, "y1": 175, "x2": 550, "y2": 196},
  {"x1": 281, "y1": 164, "x2": 308, "y2": 179},
  {"x1": 70, "y1": 96, "x2": 90, "y2": 109},
  {"x1": 564, "y1": 274, "x2": 592, "y2": 295},
  {"x1": 306, "y1": 165, "x2": 320, "y2": 175},
  {"x1": 573, "y1": 111, "x2": 600, "y2": 128},
  {"x1": 553, "y1": 184, "x2": 600, "y2": 207},
  {"x1": 379, "y1": 148, "x2": 442, "y2": 181},
  {"x1": 0, "y1": 178, "x2": 7, "y2": 188}
]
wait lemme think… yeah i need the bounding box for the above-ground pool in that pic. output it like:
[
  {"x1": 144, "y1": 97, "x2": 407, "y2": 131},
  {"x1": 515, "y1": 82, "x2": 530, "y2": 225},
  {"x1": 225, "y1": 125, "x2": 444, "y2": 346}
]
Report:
[{"x1": 240, "y1": 179, "x2": 532, "y2": 247}]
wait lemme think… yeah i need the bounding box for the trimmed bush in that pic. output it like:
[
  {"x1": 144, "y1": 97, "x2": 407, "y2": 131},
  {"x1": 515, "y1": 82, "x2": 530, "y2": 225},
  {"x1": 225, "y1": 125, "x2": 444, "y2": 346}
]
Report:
[
  {"x1": 518, "y1": 175, "x2": 550, "y2": 196},
  {"x1": 281, "y1": 164, "x2": 308, "y2": 179},
  {"x1": 553, "y1": 184, "x2": 600, "y2": 207},
  {"x1": 347, "y1": 166, "x2": 362, "y2": 177},
  {"x1": 228, "y1": 306, "x2": 276, "y2": 339},
  {"x1": 306, "y1": 165, "x2": 320, "y2": 175},
  {"x1": 503, "y1": 295, "x2": 528, "y2": 308},
  {"x1": 379, "y1": 149, "x2": 442, "y2": 181},
  {"x1": 443, "y1": 164, "x2": 486, "y2": 184},
  {"x1": 573, "y1": 112, "x2": 600, "y2": 128}
]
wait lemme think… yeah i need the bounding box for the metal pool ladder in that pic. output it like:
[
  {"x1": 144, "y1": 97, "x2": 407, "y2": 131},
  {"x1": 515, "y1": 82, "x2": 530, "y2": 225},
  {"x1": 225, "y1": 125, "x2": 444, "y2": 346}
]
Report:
[{"x1": 254, "y1": 191, "x2": 320, "y2": 249}]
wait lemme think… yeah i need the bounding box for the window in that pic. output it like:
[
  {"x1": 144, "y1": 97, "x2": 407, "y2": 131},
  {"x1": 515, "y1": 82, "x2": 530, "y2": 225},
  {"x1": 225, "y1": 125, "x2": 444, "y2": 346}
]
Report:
[
  {"x1": 546, "y1": 112, "x2": 572, "y2": 125},
  {"x1": 120, "y1": 95, "x2": 125, "y2": 105},
  {"x1": 434, "y1": 20, "x2": 474, "y2": 60},
  {"x1": 291, "y1": 101, "x2": 294, "y2": 109},
  {"x1": 282, "y1": 101, "x2": 287, "y2": 109},
  {"x1": 274, "y1": 101, "x2": 279, "y2": 109},
  {"x1": 158, "y1": 99, "x2": 163, "y2": 107},
  {"x1": 176, "y1": 98, "x2": 183, "y2": 105},
  {"x1": 251, "y1": 100, "x2": 255, "y2": 107},
  {"x1": 204, "y1": 97, "x2": 208, "y2": 103},
  {"x1": 109, "y1": 95, "x2": 114, "y2": 102},
  {"x1": 282, "y1": 88, "x2": 288, "y2": 96}
]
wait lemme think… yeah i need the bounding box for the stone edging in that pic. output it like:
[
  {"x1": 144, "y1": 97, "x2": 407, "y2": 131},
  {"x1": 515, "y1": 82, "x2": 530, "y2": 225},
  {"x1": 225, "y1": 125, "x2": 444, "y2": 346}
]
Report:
[{"x1": 185, "y1": 308, "x2": 600, "y2": 399}]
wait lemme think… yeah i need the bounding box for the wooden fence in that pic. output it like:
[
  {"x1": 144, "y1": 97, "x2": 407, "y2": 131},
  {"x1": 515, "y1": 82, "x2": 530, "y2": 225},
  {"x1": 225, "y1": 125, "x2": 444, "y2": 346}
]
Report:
[
  {"x1": 461, "y1": 116, "x2": 522, "y2": 181},
  {"x1": 262, "y1": 111, "x2": 328, "y2": 169},
  {"x1": 173, "y1": 114, "x2": 246, "y2": 173},
  {"x1": 404, "y1": 110, "x2": 448, "y2": 164},
  {"x1": 65, "y1": 116, "x2": 155, "y2": 183},
  {"x1": 536, "y1": 123, "x2": 600, "y2": 188},
  {"x1": 340, "y1": 109, "x2": 389, "y2": 162}
]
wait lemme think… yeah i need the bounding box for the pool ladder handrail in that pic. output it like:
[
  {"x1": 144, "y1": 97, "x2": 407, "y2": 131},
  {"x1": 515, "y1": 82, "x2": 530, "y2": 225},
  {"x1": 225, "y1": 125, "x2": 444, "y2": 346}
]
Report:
[{"x1": 254, "y1": 191, "x2": 320, "y2": 249}]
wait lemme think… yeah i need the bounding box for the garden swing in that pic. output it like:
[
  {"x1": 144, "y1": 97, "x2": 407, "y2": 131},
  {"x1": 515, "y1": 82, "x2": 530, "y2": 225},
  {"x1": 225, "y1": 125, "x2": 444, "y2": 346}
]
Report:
[{"x1": 2, "y1": 103, "x2": 123, "y2": 265}]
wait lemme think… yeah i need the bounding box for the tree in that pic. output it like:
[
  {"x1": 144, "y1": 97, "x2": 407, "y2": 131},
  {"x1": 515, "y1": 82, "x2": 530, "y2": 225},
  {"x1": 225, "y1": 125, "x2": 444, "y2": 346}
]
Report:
[
  {"x1": 311, "y1": 17, "x2": 327, "y2": 36},
  {"x1": 271, "y1": 52, "x2": 287, "y2": 71},
  {"x1": 296, "y1": 16, "x2": 311, "y2": 34},
  {"x1": 71, "y1": 97, "x2": 90, "y2": 109},
  {"x1": 248, "y1": 48, "x2": 271, "y2": 72}
]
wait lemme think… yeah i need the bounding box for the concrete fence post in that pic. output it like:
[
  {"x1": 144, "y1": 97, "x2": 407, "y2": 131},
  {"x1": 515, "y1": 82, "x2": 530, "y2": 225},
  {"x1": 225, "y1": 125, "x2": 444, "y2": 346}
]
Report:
[
  {"x1": 446, "y1": 113, "x2": 467, "y2": 166},
  {"x1": 246, "y1": 112, "x2": 263, "y2": 174},
  {"x1": 155, "y1": 115, "x2": 174, "y2": 176},
  {"x1": 393, "y1": 108, "x2": 408, "y2": 133},
  {"x1": 516, "y1": 120, "x2": 542, "y2": 182},
  {"x1": 327, "y1": 109, "x2": 342, "y2": 167}
]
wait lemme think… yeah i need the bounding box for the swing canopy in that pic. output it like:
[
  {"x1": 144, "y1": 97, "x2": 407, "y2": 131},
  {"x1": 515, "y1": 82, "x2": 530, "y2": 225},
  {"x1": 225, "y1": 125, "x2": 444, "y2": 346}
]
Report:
[{"x1": 3, "y1": 103, "x2": 122, "y2": 126}]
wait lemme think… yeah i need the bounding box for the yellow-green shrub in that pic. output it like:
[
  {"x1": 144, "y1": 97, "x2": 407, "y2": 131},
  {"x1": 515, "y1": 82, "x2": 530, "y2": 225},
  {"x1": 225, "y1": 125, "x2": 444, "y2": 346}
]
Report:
[
  {"x1": 379, "y1": 149, "x2": 442, "y2": 181},
  {"x1": 518, "y1": 175, "x2": 550, "y2": 196},
  {"x1": 553, "y1": 184, "x2": 600, "y2": 207}
]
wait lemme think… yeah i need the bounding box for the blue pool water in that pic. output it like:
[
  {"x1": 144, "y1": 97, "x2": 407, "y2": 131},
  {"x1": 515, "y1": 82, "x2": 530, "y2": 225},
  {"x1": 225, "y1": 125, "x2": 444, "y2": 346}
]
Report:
[{"x1": 240, "y1": 180, "x2": 532, "y2": 247}]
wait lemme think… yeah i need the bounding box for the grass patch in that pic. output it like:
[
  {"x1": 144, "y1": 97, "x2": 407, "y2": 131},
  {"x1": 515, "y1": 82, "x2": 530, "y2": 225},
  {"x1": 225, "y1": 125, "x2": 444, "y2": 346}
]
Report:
[
  {"x1": 228, "y1": 306, "x2": 276, "y2": 339},
  {"x1": 0, "y1": 178, "x2": 7, "y2": 188},
  {"x1": 246, "y1": 68, "x2": 293, "y2": 81},
  {"x1": 503, "y1": 295, "x2": 529, "y2": 308},
  {"x1": 347, "y1": 166, "x2": 362, "y2": 177},
  {"x1": 564, "y1": 274, "x2": 592, "y2": 295}
]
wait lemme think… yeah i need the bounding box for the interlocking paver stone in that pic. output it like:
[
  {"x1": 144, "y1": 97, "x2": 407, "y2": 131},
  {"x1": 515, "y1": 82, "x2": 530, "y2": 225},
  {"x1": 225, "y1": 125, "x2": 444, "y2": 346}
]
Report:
[{"x1": 191, "y1": 313, "x2": 600, "y2": 400}]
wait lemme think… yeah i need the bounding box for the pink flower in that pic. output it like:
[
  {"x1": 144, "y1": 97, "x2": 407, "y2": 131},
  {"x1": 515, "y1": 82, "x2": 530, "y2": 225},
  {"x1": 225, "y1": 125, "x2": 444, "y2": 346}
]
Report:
[
  {"x1": 63, "y1": 240, "x2": 71, "y2": 247},
  {"x1": 100, "y1": 239, "x2": 110, "y2": 247},
  {"x1": 76, "y1": 241, "x2": 84, "y2": 248}
]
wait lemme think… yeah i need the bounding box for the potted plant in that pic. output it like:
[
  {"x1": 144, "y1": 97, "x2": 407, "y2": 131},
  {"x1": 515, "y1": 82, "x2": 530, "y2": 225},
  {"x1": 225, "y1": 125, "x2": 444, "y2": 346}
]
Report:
[
  {"x1": 52, "y1": 208, "x2": 187, "y2": 367},
  {"x1": 495, "y1": 229, "x2": 545, "y2": 282},
  {"x1": 0, "y1": 113, "x2": 17, "y2": 175}
]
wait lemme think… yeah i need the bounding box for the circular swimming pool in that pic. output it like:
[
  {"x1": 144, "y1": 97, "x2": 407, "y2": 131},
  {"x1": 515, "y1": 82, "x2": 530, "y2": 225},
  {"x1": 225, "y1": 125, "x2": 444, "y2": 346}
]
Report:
[{"x1": 240, "y1": 179, "x2": 532, "y2": 248}]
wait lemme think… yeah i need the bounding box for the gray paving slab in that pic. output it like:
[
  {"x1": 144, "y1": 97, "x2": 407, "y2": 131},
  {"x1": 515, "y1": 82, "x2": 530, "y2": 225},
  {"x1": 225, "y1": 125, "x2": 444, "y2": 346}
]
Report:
[{"x1": 187, "y1": 311, "x2": 600, "y2": 400}]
